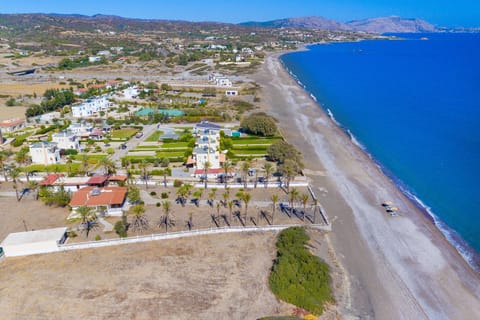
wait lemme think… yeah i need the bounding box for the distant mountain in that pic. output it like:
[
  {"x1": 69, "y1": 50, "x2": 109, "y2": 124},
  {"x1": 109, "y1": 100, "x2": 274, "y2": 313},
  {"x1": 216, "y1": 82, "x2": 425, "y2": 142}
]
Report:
[
  {"x1": 240, "y1": 16, "x2": 439, "y2": 33},
  {"x1": 240, "y1": 16, "x2": 351, "y2": 31},
  {"x1": 347, "y1": 16, "x2": 437, "y2": 33}
]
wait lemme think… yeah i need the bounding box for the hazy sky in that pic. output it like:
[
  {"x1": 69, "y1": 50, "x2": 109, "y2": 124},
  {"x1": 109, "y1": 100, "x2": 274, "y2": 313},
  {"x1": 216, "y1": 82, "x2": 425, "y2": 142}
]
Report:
[{"x1": 1, "y1": 0, "x2": 479, "y2": 27}]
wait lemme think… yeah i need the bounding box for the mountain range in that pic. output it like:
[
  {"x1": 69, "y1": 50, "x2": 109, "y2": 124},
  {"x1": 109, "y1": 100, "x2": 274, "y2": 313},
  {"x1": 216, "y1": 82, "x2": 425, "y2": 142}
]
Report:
[{"x1": 240, "y1": 16, "x2": 439, "y2": 33}]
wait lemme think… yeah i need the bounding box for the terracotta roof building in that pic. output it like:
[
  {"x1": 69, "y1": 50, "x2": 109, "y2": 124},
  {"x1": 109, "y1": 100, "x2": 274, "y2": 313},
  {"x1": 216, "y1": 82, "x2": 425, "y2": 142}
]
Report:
[{"x1": 69, "y1": 186, "x2": 128, "y2": 216}]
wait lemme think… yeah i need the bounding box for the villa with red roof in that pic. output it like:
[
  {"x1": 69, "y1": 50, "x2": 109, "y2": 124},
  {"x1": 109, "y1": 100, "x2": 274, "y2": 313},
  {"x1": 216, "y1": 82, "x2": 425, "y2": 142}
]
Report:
[{"x1": 69, "y1": 186, "x2": 128, "y2": 217}]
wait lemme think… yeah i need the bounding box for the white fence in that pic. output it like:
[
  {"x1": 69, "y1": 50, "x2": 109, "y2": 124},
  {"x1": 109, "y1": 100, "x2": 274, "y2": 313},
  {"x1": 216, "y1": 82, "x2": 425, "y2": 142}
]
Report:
[{"x1": 58, "y1": 224, "x2": 331, "y2": 252}]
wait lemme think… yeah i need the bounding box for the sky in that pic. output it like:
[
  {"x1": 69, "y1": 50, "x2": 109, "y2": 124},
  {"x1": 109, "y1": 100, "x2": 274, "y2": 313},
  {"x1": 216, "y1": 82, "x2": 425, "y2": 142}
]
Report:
[{"x1": 1, "y1": 0, "x2": 479, "y2": 27}]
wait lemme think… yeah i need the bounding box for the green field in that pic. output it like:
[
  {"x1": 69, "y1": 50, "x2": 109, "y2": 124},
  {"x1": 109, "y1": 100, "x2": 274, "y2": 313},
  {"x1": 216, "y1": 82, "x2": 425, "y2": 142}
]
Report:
[
  {"x1": 156, "y1": 151, "x2": 185, "y2": 158},
  {"x1": 231, "y1": 137, "x2": 282, "y2": 145},
  {"x1": 111, "y1": 128, "x2": 138, "y2": 139},
  {"x1": 161, "y1": 142, "x2": 189, "y2": 149},
  {"x1": 72, "y1": 154, "x2": 108, "y2": 164},
  {"x1": 231, "y1": 150, "x2": 267, "y2": 156},
  {"x1": 145, "y1": 130, "x2": 164, "y2": 142},
  {"x1": 24, "y1": 163, "x2": 81, "y2": 173},
  {"x1": 136, "y1": 145, "x2": 161, "y2": 150}
]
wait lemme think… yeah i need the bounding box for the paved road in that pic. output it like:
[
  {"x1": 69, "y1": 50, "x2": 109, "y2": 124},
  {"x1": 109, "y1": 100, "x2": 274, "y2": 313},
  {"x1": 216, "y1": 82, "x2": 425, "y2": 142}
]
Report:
[{"x1": 110, "y1": 123, "x2": 158, "y2": 164}]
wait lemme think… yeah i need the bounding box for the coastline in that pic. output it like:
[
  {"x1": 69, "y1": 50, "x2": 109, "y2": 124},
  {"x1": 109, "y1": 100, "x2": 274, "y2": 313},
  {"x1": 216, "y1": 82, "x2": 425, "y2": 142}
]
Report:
[
  {"x1": 252, "y1": 49, "x2": 480, "y2": 318},
  {"x1": 279, "y1": 52, "x2": 480, "y2": 271}
]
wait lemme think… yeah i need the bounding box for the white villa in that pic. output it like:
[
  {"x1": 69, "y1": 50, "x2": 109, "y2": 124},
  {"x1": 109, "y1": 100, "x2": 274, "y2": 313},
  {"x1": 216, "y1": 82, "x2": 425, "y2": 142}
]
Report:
[
  {"x1": 29, "y1": 141, "x2": 60, "y2": 165},
  {"x1": 72, "y1": 95, "x2": 110, "y2": 118},
  {"x1": 68, "y1": 122, "x2": 94, "y2": 136},
  {"x1": 51, "y1": 131, "x2": 79, "y2": 150},
  {"x1": 191, "y1": 121, "x2": 223, "y2": 171},
  {"x1": 0, "y1": 118, "x2": 25, "y2": 133},
  {"x1": 208, "y1": 73, "x2": 232, "y2": 87},
  {"x1": 122, "y1": 86, "x2": 139, "y2": 100}
]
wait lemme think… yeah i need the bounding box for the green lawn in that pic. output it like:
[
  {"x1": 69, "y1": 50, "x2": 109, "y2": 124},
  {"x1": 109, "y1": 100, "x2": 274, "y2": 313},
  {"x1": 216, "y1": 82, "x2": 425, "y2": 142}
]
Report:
[
  {"x1": 24, "y1": 163, "x2": 81, "y2": 173},
  {"x1": 231, "y1": 149, "x2": 267, "y2": 156},
  {"x1": 111, "y1": 128, "x2": 138, "y2": 139},
  {"x1": 156, "y1": 151, "x2": 185, "y2": 158},
  {"x1": 161, "y1": 142, "x2": 189, "y2": 149},
  {"x1": 231, "y1": 137, "x2": 282, "y2": 145},
  {"x1": 136, "y1": 145, "x2": 161, "y2": 149},
  {"x1": 145, "y1": 130, "x2": 164, "y2": 142},
  {"x1": 72, "y1": 154, "x2": 108, "y2": 164}
]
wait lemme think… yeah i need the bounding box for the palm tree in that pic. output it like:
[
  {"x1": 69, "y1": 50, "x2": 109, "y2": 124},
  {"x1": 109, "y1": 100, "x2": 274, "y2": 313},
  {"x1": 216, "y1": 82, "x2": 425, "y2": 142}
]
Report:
[
  {"x1": 9, "y1": 166, "x2": 21, "y2": 201},
  {"x1": 222, "y1": 188, "x2": 230, "y2": 207},
  {"x1": 300, "y1": 193, "x2": 309, "y2": 221},
  {"x1": 76, "y1": 205, "x2": 97, "y2": 238},
  {"x1": 271, "y1": 194, "x2": 279, "y2": 224},
  {"x1": 129, "y1": 204, "x2": 149, "y2": 234},
  {"x1": 221, "y1": 160, "x2": 232, "y2": 188},
  {"x1": 238, "y1": 191, "x2": 251, "y2": 225},
  {"x1": 66, "y1": 156, "x2": 74, "y2": 177},
  {"x1": 263, "y1": 163, "x2": 273, "y2": 188},
  {"x1": 208, "y1": 188, "x2": 217, "y2": 207},
  {"x1": 139, "y1": 160, "x2": 149, "y2": 189},
  {"x1": 227, "y1": 200, "x2": 234, "y2": 219},
  {"x1": 159, "y1": 200, "x2": 175, "y2": 232},
  {"x1": 80, "y1": 154, "x2": 89, "y2": 176},
  {"x1": 0, "y1": 151, "x2": 8, "y2": 182},
  {"x1": 288, "y1": 187, "x2": 300, "y2": 217},
  {"x1": 100, "y1": 157, "x2": 115, "y2": 175},
  {"x1": 28, "y1": 180, "x2": 39, "y2": 200},
  {"x1": 241, "y1": 160, "x2": 251, "y2": 189},
  {"x1": 203, "y1": 161, "x2": 211, "y2": 189},
  {"x1": 15, "y1": 149, "x2": 31, "y2": 182}
]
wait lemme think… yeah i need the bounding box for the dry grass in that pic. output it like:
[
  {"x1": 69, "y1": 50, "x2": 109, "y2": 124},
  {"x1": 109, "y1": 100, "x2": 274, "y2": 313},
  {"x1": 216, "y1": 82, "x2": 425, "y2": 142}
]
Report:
[
  {"x1": 0, "y1": 232, "x2": 292, "y2": 319},
  {"x1": 0, "y1": 82, "x2": 70, "y2": 96}
]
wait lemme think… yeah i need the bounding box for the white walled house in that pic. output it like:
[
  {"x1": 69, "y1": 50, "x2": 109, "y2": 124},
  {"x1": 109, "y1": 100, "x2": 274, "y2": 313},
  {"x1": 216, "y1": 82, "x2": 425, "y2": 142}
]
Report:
[
  {"x1": 68, "y1": 122, "x2": 93, "y2": 136},
  {"x1": 122, "y1": 86, "x2": 139, "y2": 100},
  {"x1": 52, "y1": 131, "x2": 79, "y2": 150},
  {"x1": 29, "y1": 141, "x2": 61, "y2": 165},
  {"x1": 72, "y1": 96, "x2": 110, "y2": 118},
  {"x1": 0, "y1": 118, "x2": 25, "y2": 133}
]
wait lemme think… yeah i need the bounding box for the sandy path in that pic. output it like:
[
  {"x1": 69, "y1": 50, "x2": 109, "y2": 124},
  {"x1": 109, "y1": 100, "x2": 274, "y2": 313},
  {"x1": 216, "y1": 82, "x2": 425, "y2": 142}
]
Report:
[{"x1": 252, "y1": 52, "x2": 480, "y2": 319}]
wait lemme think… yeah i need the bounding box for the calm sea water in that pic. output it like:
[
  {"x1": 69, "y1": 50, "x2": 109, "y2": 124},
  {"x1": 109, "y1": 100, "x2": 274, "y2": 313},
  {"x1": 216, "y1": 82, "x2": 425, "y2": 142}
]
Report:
[{"x1": 281, "y1": 33, "x2": 480, "y2": 269}]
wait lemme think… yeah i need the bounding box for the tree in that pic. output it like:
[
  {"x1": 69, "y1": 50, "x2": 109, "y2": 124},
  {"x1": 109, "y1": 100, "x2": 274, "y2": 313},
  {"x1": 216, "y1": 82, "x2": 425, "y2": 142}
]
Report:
[
  {"x1": 271, "y1": 194, "x2": 279, "y2": 224},
  {"x1": 227, "y1": 200, "x2": 234, "y2": 219},
  {"x1": 222, "y1": 188, "x2": 230, "y2": 207},
  {"x1": 9, "y1": 166, "x2": 21, "y2": 201},
  {"x1": 159, "y1": 200, "x2": 175, "y2": 232},
  {"x1": 300, "y1": 193, "x2": 310, "y2": 221},
  {"x1": 222, "y1": 160, "x2": 232, "y2": 188},
  {"x1": 0, "y1": 151, "x2": 8, "y2": 182},
  {"x1": 76, "y1": 206, "x2": 97, "y2": 238},
  {"x1": 139, "y1": 160, "x2": 149, "y2": 189},
  {"x1": 288, "y1": 188, "x2": 300, "y2": 217},
  {"x1": 240, "y1": 112, "x2": 277, "y2": 137},
  {"x1": 267, "y1": 140, "x2": 304, "y2": 167},
  {"x1": 237, "y1": 191, "x2": 251, "y2": 225},
  {"x1": 203, "y1": 161, "x2": 211, "y2": 189},
  {"x1": 241, "y1": 160, "x2": 251, "y2": 189},
  {"x1": 15, "y1": 149, "x2": 31, "y2": 182},
  {"x1": 263, "y1": 162, "x2": 273, "y2": 188},
  {"x1": 129, "y1": 204, "x2": 149, "y2": 234},
  {"x1": 100, "y1": 157, "x2": 115, "y2": 175},
  {"x1": 208, "y1": 188, "x2": 217, "y2": 207},
  {"x1": 127, "y1": 186, "x2": 141, "y2": 204},
  {"x1": 278, "y1": 159, "x2": 301, "y2": 191},
  {"x1": 79, "y1": 154, "x2": 89, "y2": 176},
  {"x1": 114, "y1": 214, "x2": 128, "y2": 238}
]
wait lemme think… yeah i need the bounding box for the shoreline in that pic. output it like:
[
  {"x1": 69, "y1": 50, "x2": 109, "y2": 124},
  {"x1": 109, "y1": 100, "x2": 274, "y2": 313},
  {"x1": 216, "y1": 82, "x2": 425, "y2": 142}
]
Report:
[
  {"x1": 252, "y1": 49, "x2": 480, "y2": 318},
  {"x1": 278, "y1": 51, "x2": 480, "y2": 272}
]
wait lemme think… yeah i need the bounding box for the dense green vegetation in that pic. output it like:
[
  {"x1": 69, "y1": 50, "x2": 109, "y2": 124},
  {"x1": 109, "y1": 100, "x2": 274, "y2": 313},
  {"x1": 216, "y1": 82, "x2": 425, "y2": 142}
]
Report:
[
  {"x1": 25, "y1": 88, "x2": 75, "y2": 117},
  {"x1": 111, "y1": 128, "x2": 138, "y2": 139},
  {"x1": 269, "y1": 227, "x2": 333, "y2": 315},
  {"x1": 240, "y1": 112, "x2": 277, "y2": 137},
  {"x1": 145, "y1": 130, "x2": 164, "y2": 142},
  {"x1": 57, "y1": 55, "x2": 107, "y2": 70}
]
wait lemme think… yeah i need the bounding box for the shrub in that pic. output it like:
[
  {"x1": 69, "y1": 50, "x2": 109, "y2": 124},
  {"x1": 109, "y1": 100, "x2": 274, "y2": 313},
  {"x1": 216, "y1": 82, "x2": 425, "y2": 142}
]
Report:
[
  {"x1": 150, "y1": 191, "x2": 157, "y2": 196},
  {"x1": 161, "y1": 192, "x2": 169, "y2": 199},
  {"x1": 269, "y1": 227, "x2": 334, "y2": 315},
  {"x1": 156, "y1": 202, "x2": 161, "y2": 207},
  {"x1": 95, "y1": 235, "x2": 102, "y2": 241},
  {"x1": 240, "y1": 112, "x2": 277, "y2": 137},
  {"x1": 114, "y1": 219, "x2": 128, "y2": 238},
  {"x1": 173, "y1": 179, "x2": 183, "y2": 188}
]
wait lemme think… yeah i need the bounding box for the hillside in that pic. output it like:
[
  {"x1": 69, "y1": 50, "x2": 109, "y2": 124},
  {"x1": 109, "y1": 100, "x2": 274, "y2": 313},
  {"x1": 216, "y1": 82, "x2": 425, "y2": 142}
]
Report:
[{"x1": 240, "y1": 16, "x2": 439, "y2": 33}]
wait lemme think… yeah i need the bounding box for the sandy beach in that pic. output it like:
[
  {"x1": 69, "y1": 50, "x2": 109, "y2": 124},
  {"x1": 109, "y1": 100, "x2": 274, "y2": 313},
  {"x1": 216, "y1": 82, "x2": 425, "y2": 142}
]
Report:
[{"x1": 252, "y1": 51, "x2": 480, "y2": 319}]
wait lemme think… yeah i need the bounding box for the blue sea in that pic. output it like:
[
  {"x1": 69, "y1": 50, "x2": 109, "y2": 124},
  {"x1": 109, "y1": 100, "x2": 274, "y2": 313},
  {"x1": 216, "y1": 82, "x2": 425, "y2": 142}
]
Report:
[{"x1": 281, "y1": 33, "x2": 480, "y2": 270}]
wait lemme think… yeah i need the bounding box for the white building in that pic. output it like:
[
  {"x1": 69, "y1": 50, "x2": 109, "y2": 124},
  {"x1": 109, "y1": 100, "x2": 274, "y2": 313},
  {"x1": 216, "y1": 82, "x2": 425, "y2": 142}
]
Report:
[
  {"x1": 29, "y1": 141, "x2": 60, "y2": 165},
  {"x1": 52, "y1": 131, "x2": 79, "y2": 150},
  {"x1": 68, "y1": 122, "x2": 94, "y2": 136},
  {"x1": 191, "y1": 121, "x2": 223, "y2": 170},
  {"x1": 122, "y1": 86, "x2": 139, "y2": 100},
  {"x1": 72, "y1": 96, "x2": 110, "y2": 118},
  {"x1": 0, "y1": 118, "x2": 25, "y2": 133},
  {"x1": 0, "y1": 227, "x2": 68, "y2": 257},
  {"x1": 209, "y1": 73, "x2": 232, "y2": 87},
  {"x1": 88, "y1": 56, "x2": 101, "y2": 63}
]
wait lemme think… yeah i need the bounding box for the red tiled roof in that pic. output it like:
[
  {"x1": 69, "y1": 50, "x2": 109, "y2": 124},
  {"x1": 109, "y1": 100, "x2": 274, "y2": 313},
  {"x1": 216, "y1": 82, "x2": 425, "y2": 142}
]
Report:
[
  {"x1": 0, "y1": 118, "x2": 25, "y2": 127},
  {"x1": 108, "y1": 175, "x2": 128, "y2": 182},
  {"x1": 87, "y1": 175, "x2": 108, "y2": 185},
  {"x1": 70, "y1": 186, "x2": 127, "y2": 207},
  {"x1": 39, "y1": 174, "x2": 64, "y2": 186},
  {"x1": 89, "y1": 83, "x2": 106, "y2": 89},
  {"x1": 194, "y1": 168, "x2": 223, "y2": 175}
]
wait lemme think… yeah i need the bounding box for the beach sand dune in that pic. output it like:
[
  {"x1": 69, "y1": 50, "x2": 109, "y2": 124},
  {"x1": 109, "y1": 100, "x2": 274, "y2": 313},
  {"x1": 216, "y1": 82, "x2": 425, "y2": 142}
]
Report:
[{"x1": 253, "y1": 53, "x2": 480, "y2": 319}]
